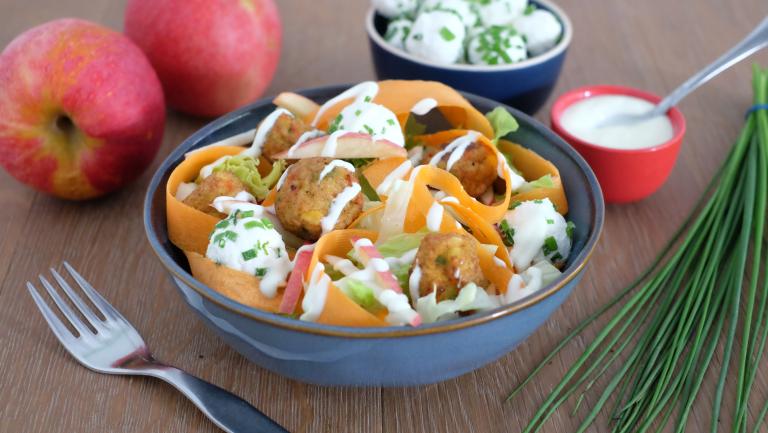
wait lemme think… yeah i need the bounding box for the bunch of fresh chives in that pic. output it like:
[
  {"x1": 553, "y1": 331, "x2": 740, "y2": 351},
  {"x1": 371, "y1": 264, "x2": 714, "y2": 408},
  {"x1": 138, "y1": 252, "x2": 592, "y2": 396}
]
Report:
[{"x1": 510, "y1": 65, "x2": 768, "y2": 433}]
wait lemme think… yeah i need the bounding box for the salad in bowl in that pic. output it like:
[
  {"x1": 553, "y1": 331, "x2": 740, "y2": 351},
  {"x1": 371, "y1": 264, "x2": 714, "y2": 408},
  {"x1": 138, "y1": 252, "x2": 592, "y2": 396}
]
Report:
[{"x1": 165, "y1": 80, "x2": 574, "y2": 328}]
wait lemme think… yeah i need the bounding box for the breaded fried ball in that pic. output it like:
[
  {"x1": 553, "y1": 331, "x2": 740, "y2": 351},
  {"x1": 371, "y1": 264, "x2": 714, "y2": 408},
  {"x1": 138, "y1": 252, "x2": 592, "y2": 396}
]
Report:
[
  {"x1": 412, "y1": 232, "x2": 488, "y2": 301},
  {"x1": 262, "y1": 114, "x2": 314, "y2": 160},
  {"x1": 421, "y1": 142, "x2": 497, "y2": 197},
  {"x1": 183, "y1": 171, "x2": 247, "y2": 217},
  {"x1": 275, "y1": 157, "x2": 363, "y2": 241}
]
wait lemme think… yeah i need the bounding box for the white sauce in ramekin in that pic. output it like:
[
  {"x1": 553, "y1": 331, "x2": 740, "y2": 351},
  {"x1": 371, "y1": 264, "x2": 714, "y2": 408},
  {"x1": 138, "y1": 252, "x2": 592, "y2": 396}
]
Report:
[{"x1": 560, "y1": 95, "x2": 675, "y2": 150}]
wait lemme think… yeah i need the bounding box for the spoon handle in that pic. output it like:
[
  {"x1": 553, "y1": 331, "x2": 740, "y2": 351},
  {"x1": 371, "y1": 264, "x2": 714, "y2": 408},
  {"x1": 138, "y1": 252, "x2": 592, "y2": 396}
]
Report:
[{"x1": 655, "y1": 15, "x2": 768, "y2": 115}]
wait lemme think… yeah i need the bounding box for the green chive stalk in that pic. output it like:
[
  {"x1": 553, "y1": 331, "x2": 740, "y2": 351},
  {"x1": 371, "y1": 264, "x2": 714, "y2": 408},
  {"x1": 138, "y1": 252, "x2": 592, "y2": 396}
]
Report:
[{"x1": 511, "y1": 66, "x2": 768, "y2": 433}]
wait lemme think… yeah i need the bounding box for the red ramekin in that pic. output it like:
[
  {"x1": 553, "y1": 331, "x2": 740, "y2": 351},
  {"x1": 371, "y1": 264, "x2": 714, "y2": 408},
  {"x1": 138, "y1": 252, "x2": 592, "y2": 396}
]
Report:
[{"x1": 551, "y1": 85, "x2": 687, "y2": 203}]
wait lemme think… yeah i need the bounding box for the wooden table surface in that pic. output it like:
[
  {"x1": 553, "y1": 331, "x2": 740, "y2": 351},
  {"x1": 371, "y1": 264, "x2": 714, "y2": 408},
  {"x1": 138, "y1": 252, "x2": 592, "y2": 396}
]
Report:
[{"x1": 2, "y1": 0, "x2": 768, "y2": 432}]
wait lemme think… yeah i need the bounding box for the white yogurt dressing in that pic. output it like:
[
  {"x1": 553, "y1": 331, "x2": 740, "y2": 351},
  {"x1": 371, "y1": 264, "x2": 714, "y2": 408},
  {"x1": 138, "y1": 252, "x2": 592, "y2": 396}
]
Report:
[
  {"x1": 376, "y1": 160, "x2": 413, "y2": 196},
  {"x1": 320, "y1": 130, "x2": 346, "y2": 157},
  {"x1": 426, "y1": 202, "x2": 444, "y2": 232},
  {"x1": 560, "y1": 95, "x2": 675, "y2": 150},
  {"x1": 199, "y1": 155, "x2": 231, "y2": 179},
  {"x1": 408, "y1": 264, "x2": 422, "y2": 303},
  {"x1": 286, "y1": 130, "x2": 326, "y2": 156},
  {"x1": 410, "y1": 98, "x2": 438, "y2": 116},
  {"x1": 300, "y1": 263, "x2": 331, "y2": 322},
  {"x1": 318, "y1": 159, "x2": 355, "y2": 182},
  {"x1": 205, "y1": 200, "x2": 292, "y2": 298},
  {"x1": 312, "y1": 81, "x2": 379, "y2": 126},
  {"x1": 428, "y1": 131, "x2": 480, "y2": 170},
  {"x1": 504, "y1": 198, "x2": 571, "y2": 271},
  {"x1": 241, "y1": 108, "x2": 293, "y2": 158},
  {"x1": 320, "y1": 183, "x2": 362, "y2": 234},
  {"x1": 275, "y1": 165, "x2": 292, "y2": 191},
  {"x1": 496, "y1": 152, "x2": 526, "y2": 191}
]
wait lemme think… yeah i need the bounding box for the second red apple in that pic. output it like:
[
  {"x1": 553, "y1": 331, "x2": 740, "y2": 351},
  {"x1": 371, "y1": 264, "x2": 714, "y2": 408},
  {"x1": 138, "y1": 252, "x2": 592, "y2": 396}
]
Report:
[{"x1": 124, "y1": 0, "x2": 282, "y2": 118}]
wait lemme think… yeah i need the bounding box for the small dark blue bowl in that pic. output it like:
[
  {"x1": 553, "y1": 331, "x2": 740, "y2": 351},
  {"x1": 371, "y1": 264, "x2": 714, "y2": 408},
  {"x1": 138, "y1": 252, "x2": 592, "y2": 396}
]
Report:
[
  {"x1": 366, "y1": 0, "x2": 572, "y2": 115},
  {"x1": 144, "y1": 85, "x2": 603, "y2": 387}
]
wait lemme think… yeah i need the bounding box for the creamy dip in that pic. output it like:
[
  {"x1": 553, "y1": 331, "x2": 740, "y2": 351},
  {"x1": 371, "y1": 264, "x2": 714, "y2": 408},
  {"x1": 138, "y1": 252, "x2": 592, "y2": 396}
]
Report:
[{"x1": 560, "y1": 95, "x2": 675, "y2": 150}]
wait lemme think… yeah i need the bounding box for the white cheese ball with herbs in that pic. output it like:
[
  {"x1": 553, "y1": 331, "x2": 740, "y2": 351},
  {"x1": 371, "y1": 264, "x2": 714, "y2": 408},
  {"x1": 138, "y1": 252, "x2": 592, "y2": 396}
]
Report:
[
  {"x1": 475, "y1": 0, "x2": 528, "y2": 27},
  {"x1": 334, "y1": 100, "x2": 405, "y2": 146},
  {"x1": 372, "y1": 0, "x2": 419, "y2": 19},
  {"x1": 514, "y1": 9, "x2": 562, "y2": 55},
  {"x1": 420, "y1": 0, "x2": 479, "y2": 29},
  {"x1": 503, "y1": 198, "x2": 571, "y2": 271},
  {"x1": 467, "y1": 26, "x2": 527, "y2": 65},
  {"x1": 405, "y1": 10, "x2": 466, "y2": 65},
  {"x1": 206, "y1": 206, "x2": 292, "y2": 298},
  {"x1": 384, "y1": 18, "x2": 413, "y2": 50}
]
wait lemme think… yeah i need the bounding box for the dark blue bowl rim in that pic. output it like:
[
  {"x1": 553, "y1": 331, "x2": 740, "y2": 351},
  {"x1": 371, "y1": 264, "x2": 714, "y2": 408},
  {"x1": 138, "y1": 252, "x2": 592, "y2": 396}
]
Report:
[
  {"x1": 143, "y1": 84, "x2": 605, "y2": 338},
  {"x1": 365, "y1": 0, "x2": 573, "y2": 73}
]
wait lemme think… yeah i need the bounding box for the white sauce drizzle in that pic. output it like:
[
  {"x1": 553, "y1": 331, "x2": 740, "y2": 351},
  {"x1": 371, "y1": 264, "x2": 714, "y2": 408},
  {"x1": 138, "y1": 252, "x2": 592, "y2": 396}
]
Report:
[
  {"x1": 326, "y1": 255, "x2": 360, "y2": 276},
  {"x1": 375, "y1": 160, "x2": 413, "y2": 196},
  {"x1": 428, "y1": 131, "x2": 480, "y2": 171},
  {"x1": 311, "y1": 81, "x2": 380, "y2": 126},
  {"x1": 320, "y1": 130, "x2": 347, "y2": 157},
  {"x1": 426, "y1": 202, "x2": 444, "y2": 232},
  {"x1": 409, "y1": 264, "x2": 422, "y2": 302},
  {"x1": 241, "y1": 108, "x2": 293, "y2": 158},
  {"x1": 175, "y1": 182, "x2": 198, "y2": 201},
  {"x1": 199, "y1": 155, "x2": 232, "y2": 179},
  {"x1": 497, "y1": 152, "x2": 526, "y2": 191},
  {"x1": 300, "y1": 263, "x2": 331, "y2": 322},
  {"x1": 320, "y1": 183, "x2": 362, "y2": 234},
  {"x1": 440, "y1": 196, "x2": 460, "y2": 204},
  {"x1": 318, "y1": 160, "x2": 355, "y2": 182},
  {"x1": 286, "y1": 130, "x2": 325, "y2": 156},
  {"x1": 410, "y1": 97, "x2": 438, "y2": 116},
  {"x1": 493, "y1": 256, "x2": 508, "y2": 268},
  {"x1": 275, "y1": 166, "x2": 291, "y2": 191}
]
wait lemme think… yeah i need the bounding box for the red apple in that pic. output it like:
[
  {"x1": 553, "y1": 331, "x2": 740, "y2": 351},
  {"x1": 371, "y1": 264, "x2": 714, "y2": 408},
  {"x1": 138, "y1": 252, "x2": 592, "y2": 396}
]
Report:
[
  {"x1": 124, "y1": 0, "x2": 282, "y2": 118},
  {"x1": 0, "y1": 19, "x2": 165, "y2": 200}
]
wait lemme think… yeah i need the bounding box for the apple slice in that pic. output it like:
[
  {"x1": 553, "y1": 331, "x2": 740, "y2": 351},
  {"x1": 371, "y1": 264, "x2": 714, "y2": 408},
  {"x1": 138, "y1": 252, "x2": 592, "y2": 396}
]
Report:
[
  {"x1": 350, "y1": 237, "x2": 403, "y2": 294},
  {"x1": 272, "y1": 92, "x2": 319, "y2": 119},
  {"x1": 273, "y1": 132, "x2": 407, "y2": 160},
  {"x1": 279, "y1": 246, "x2": 314, "y2": 315}
]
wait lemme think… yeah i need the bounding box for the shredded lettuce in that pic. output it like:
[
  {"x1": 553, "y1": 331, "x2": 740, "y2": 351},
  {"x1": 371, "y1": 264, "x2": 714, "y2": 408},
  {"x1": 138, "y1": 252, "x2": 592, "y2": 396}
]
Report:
[
  {"x1": 486, "y1": 107, "x2": 519, "y2": 143},
  {"x1": 340, "y1": 279, "x2": 383, "y2": 313},
  {"x1": 530, "y1": 260, "x2": 563, "y2": 286},
  {"x1": 517, "y1": 174, "x2": 555, "y2": 193},
  {"x1": 211, "y1": 155, "x2": 286, "y2": 200},
  {"x1": 376, "y1": 230, "x2": 428, "y2": 257},
  {"x1": 416, "y1": 283, "x2": 499, "y2": 323}
]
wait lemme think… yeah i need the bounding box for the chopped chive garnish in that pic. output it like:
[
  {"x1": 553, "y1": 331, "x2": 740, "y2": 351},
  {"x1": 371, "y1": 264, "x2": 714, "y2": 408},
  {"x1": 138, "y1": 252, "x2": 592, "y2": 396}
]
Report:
[
  {"x1": 546, "y1": 218, "x2": 554, "y2": 225},
  {"x1": 242, "y1": 249, "x2": 257, "y2": 261},
  {"x1": 386, "y1": 118, "x2": 396, "y2": 126},
  {"x1": 255, "y1": 268, "x2": 267, "y2": 277},
  {"x1": 542, "y1": 236, "x2": 558, "y2": 256},
  {"x1": 240, "y1": 210, "x2": 254, "y2": 218},
  {"x1": 499, "y1": 220, "x2": 515, "y2": 247},
  {"x1": 566, "y1": 221, "x2": 575, "y2": 239},
  {"x1": 435, "y1": 255, "x2": 447, "y2": 265},
  {"x1": 439, "y1": 26, "x2": 456, "y2": 42}
]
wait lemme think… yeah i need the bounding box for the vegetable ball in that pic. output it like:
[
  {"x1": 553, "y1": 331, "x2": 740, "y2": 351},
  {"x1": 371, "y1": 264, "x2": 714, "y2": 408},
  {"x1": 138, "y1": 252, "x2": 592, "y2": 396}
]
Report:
[
  {"x1": 275, "y1": 158, "x2": 363, "y2": 241},
  {"x1": 261, "y1": 113, "x2": 315, "y2": 161},
  {"x1": 412, "y1": 232, "x2": 489, "y2": 301},
  {"x1": 183, "y1": 171, "x2": 247, "y2": 217},
  {"x1": 421, "y1": 141, "x2": 497, "y2": 197}
]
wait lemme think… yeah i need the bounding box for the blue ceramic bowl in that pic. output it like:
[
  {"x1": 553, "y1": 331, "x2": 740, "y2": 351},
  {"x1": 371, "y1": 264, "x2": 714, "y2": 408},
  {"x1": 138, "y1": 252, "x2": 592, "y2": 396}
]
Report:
[
  {"x1": 366, "y1": 0, "x2": 572, "y2": 115},
  {"x1": 144, "y1": 85, "x2": 603, "y2": 387}
]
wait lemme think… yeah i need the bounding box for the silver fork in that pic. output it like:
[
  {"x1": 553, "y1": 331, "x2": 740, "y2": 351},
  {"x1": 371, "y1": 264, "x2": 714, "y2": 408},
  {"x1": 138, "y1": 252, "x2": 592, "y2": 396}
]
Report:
[{"x1": 27, "y1": 262, "x2": 289, "y2": 433}]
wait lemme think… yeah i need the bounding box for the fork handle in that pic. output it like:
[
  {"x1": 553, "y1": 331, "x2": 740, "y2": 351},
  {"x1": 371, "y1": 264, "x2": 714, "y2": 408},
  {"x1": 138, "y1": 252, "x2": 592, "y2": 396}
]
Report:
[{"x1": 148, "y1": 366, "x2": 289, "y2": 433}]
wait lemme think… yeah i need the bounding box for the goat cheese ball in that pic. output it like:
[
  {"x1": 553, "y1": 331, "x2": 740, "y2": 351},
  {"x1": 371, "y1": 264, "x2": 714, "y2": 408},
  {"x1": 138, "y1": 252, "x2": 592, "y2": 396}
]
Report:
[
  {"x1": 475, "y1": 0, "x2": 528, "y2": 27},
  {"x1": 372, "y1": 0, "x2": 419, "y2": 19},
  {"x1": 405, "y1": 10, "x2": 466, "y2": 65},
  {"x1": 206, "y1": 204, "x2": 292, "y2": 298},
  {"x1": 384, "y1": 18, "x2": 413, "y2": 50},
  {"x1": 467, "y1": 26, "x2": 527, "y2": 65},
  {"x1": 514, "y1": 9, "x2": 563, "y2": 55},
  {"x1": 420, "y1": 0, "x2": 479, "y2": 29},
  {"x1": 501, "y1": 198, "x2": 571, "y2": 271}
]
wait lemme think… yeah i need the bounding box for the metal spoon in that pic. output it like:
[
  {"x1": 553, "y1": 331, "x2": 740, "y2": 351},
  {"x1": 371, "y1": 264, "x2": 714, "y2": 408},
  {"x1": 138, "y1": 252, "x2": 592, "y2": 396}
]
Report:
[{"x1": 598, "y1": 15, "x2": 768, "y2": 128}]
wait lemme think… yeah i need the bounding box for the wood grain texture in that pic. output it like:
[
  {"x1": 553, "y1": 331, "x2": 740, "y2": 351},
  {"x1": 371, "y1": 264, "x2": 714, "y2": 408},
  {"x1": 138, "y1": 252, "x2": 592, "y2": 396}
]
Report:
[{"x1": 0, "y1": 0, "x2": 767, "y2": 432}]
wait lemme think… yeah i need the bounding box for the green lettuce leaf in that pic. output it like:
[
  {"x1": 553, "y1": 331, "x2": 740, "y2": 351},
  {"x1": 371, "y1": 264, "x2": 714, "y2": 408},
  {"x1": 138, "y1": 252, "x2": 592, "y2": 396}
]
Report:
[
  {"x1": 342, "y1": 279, "x2": 384, "y2": 313},
  {"x1": 516, "y1": 174, "x2": 554, "y2": 193},
  {"x1": 376, "y1": 230, "x2": 428, "y2": 257},
  {"x1": 211, "y1": 155, "x2": 286, "y2": 200},
  {"x1": 486, "y1": 107, "x2": 519, "y2": 143}
]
